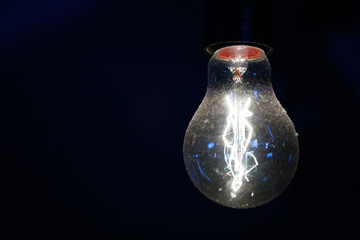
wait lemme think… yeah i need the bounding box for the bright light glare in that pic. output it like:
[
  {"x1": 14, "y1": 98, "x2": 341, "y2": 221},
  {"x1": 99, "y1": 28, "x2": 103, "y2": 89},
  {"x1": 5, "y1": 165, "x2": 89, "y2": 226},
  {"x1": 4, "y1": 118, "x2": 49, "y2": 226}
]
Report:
[{"x1": 223, "y1": 95, "x2": 258, "y2": 197}]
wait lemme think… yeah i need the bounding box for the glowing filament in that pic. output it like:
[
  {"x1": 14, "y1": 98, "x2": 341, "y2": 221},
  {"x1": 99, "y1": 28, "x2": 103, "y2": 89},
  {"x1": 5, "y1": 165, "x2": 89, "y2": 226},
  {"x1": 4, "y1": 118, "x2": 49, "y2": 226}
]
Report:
[{"x1": 223, "y1": 95, "x2": 258, "y2": 197}]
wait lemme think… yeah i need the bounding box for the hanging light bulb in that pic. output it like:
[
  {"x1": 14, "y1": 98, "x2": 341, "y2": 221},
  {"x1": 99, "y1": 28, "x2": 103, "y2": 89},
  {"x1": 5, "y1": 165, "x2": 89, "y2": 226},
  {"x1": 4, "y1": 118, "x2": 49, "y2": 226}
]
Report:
[{"x1": 183, "y1": 43, "x2": 299, "y2": 209}]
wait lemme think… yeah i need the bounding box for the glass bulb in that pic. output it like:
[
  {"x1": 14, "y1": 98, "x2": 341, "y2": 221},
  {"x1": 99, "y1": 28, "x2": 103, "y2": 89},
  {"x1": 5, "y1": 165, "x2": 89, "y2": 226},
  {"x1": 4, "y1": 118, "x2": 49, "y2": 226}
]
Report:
[{"x1": 183, "y1": 45, "x2": 299, "y2": 209}]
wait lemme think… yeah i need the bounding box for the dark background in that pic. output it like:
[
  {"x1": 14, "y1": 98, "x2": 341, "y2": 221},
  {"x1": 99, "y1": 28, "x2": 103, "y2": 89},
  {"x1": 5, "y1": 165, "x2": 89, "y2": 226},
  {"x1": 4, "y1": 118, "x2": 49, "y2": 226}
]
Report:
[{"x1": 1, "y1": 0, "x2": 359, "y2": 238}]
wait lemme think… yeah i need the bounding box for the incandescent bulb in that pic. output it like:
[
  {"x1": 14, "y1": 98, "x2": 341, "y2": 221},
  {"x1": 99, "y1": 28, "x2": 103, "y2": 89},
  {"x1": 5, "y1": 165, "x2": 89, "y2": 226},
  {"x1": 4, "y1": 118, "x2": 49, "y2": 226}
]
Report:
[{"x1": 183, "y1": 44, "x2": 299, "y2": 209}]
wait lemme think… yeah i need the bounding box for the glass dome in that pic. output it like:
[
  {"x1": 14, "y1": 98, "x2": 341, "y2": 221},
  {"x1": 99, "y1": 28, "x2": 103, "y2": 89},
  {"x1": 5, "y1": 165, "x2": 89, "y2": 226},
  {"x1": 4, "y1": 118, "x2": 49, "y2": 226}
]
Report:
[{"x1": 183, "y1": 44, "x2": 299, "y2": 209}]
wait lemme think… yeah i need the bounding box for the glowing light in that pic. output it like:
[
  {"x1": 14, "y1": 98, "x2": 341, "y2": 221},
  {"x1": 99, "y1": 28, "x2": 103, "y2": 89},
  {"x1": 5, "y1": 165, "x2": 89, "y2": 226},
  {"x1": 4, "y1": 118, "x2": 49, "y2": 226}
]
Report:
[
  {"x1": 251, "y1": 139, "x2": 258, "y2": 148},
  {"x1": 183, "y1": 44, "x2": 299, "y2": 209},
  {"x1": 222, "y1": 95, "x2": 258, "y2": 197}
]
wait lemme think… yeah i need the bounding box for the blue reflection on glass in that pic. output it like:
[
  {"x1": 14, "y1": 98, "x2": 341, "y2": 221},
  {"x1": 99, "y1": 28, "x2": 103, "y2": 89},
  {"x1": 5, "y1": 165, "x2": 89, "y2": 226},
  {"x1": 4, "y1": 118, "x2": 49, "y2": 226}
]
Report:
[
  {"x1": 283, "y1": 142, "x2": 285, "y2": 147},
  {"x1": 267, "y1": 152, "x2": 273, "y2": 158},
  {"x1": 288, "y1": 154, "x2": 292, "y2": 162},
  {"x1": 197, "y1": 159, "x2": 211, "y2": 181},
  {"x1": 263, "y1": 176, "x2": 268, "y2": 182},
  {"x1": 254, "y1": 90, "x2": 258, "y2": 100},
  {"x1": 191, "y1": 166, "x2": 200, "y2": 185},
  {"x1": 251, "y1": 139, "x2": 258, "y2": 148},
  {"x1": 195, "y1": 154, "x2": 198, "y2": 158},
  {"x1": 253, "y1": 72, "x2": 257, "y2": 76},
  {"x1": 268, "y1": 127, "x2": 274, "y2": 140},
  {"x1": 208, "y1": 142, "x2": 215, "y2": 149}
]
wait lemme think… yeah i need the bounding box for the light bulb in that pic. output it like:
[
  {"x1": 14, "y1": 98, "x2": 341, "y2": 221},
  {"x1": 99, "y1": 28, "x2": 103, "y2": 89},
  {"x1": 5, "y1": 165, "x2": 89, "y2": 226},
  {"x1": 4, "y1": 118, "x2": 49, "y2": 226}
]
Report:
[{"x1": 183, "y1": 44, "x2": 299, "y2": 209}]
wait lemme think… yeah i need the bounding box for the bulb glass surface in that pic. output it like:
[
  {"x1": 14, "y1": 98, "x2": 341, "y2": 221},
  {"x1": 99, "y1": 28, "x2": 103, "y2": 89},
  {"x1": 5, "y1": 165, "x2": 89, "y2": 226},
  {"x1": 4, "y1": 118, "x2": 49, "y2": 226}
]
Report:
[{"x1": 183, "y1": 45, "x2": 299, "y2": 209}]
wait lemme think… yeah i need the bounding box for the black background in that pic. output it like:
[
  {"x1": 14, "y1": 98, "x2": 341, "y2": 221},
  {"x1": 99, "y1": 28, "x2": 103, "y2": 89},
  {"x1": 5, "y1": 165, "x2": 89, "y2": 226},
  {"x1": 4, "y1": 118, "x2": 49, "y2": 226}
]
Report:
[{"x1": 1, "y1": 0, "x2": 360, "y2": 238}]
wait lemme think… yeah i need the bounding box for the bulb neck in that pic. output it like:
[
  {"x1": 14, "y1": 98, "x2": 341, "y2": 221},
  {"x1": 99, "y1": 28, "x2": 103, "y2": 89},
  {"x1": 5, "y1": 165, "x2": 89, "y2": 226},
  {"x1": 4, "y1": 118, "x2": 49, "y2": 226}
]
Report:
[
  {"x1": 207, "y1": 45, "x2": 272, "y2": 93},
  {"x1": 213, "y1": 45, "x2": 264, "y2": 61},
  {"x1": 205, "y1": 41, "x2": 273, "y2": 56}
]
